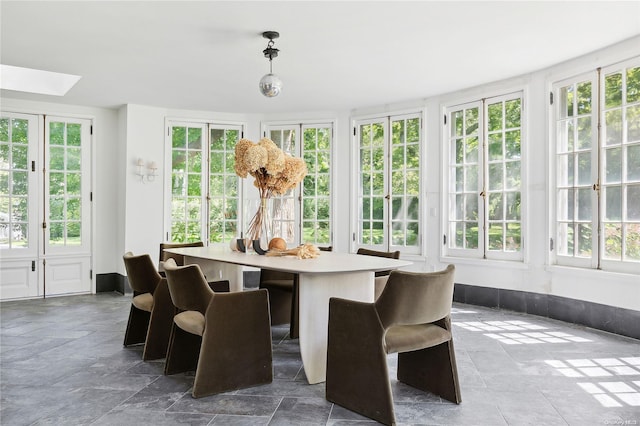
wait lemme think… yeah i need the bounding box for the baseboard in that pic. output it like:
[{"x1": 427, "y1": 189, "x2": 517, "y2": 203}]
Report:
[
  {"x1": 96, "y1": 273, "x2": 127, "y2": 295},
  {"x1": 453, "y1": 283, "x2": 640, "y2": 340}
]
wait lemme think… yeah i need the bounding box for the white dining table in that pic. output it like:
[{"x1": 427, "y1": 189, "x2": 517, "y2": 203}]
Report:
[{"x1": 163, "y1": 246, "x2": 412, "y2": 384}]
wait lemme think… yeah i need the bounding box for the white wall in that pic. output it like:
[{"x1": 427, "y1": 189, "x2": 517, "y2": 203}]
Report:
[{"x1": 3, "y1": 36, "x2": 638, "y2": 310}]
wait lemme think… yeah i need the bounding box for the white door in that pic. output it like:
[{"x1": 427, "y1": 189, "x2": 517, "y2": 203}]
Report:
[
  {"x1": 0, "y1": 113, "x2": 40, "y2": 299},
  {"x1": 42, "y1": 116, "x2": 92, "y2": 296},
  {"x1": 0, "y1": 113, "x2": 92, "y2": 300}
]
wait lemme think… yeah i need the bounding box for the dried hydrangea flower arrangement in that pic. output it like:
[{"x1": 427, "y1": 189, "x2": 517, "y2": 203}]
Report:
[{"x1": 234, "y1": 138, "x2": 307, "y2": 242}]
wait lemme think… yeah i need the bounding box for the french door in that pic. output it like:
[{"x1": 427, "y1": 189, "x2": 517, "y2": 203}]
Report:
[{"x1": 0, "y1": 113, "x2": 92, "y2": 300}]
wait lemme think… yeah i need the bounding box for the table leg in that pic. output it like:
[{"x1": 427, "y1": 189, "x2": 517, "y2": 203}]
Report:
[
  {"x1": 184, "y1": 256, "x2": 244, "y2": 292},
  {"x1": 297, "y1": 270, "x2": 374, "y2": 384}
]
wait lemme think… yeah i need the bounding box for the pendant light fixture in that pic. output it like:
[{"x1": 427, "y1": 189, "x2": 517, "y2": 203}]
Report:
[{"x1": 259, "y1": 31, "x2": 282, "y2": 98}]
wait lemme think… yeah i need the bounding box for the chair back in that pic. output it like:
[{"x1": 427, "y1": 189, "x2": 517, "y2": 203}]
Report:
[
  {"x1": 159, "y1": 241, "x2": 204, "y2": 267},
  {"x1": 123, "y1": 252, "x2": 162, "y2": 295},
  {"x1": 163, "y1": 258, "x2": 213, "y2": 315},
  {"x1": 356, "y1": 248, "x2": 400, "y2": 277},
  {"x1": 375, "y1": 265, "x2": 455, "y2": 328}
]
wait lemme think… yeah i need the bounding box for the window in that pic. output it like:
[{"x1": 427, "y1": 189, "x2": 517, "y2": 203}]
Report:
[
  {"x1": 355, "y1": 113, "x2": 422, "y2": 255},
  {"x1": 445, "y1": 93, "x2": 523, "y2": 260},
  {"x1": 552, "y1": 59, "x2": 640, "y2": 273},
  {"x1": 264, "y1": 123, "x2": 333, "y2": 246},
  {"x1": 167, "y1": 122, "x2": 242, "y2": 244}
]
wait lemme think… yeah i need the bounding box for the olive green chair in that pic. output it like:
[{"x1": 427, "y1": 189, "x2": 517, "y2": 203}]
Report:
[
  {"x1": 159, "y1": 241, "x2": 230, "y2": 292},
  {"x1": 326, "y1": 265, "x2": 461, "y2": 425},
  {"x1": 356, "y1": 248, "x2": 401, "y2": 300},
  {"x1": 259, "y1": 246, "x2": 332, "y2": 338},
  {"x1": 163, "y1": 258, "x2": 273, "y2": 398},
  {"x1": 122, "y1": 252, "x2": 174, "y2": 361}
]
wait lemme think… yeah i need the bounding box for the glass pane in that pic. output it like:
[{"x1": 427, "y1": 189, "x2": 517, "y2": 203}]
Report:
[
  {"x1": 627, "y1": 184, "x2": 640, "y2": 221},
  {"x1": 605, "y1": 109, "x2": 622, "y2": 146},
  {"x1": 67, "y1": 123, "x2": 81, "y2": 146},
  {"x1": 407, "y1": 118, "x2": 420, "y2": 142},
  {"x1": 209, "y1": 175, "x2": 223, "y2": 194},
  {"x1": 604, "y1": 185, "x2": 621, "y2": 221},
  {"x1": 625, "y1": 223, "x2": 640, "y2": 261},
  {"x1": 49, "y1": 222, "x2": 64, "y2": 245},
  {"x1": 488, "y1": 193, "x2": 503, "y2": 220},
  {"x1": 577, "y1": 152, "x2": 592, "y2": 185},
  {"x1": 603, "y1": 223, "x2": 622, "y2": 260},
  {"x1": 187, "y1": 174, "x2": 200, "y2": 196},
  {"x1": 488, "y1": 133, "x2": 503, "y2": 161},
  {"x1": 465, "y1": 137, "x2": 478, "y2": 163},
  {"x1": 505, "y1": 130, "x2": 520, "y2": 159},
  {"x1": 49, "y1": 122, "x2": 64, "y2": 145},
  {"x1": 465, "y1": 108, "x2": 478, "y2": 135},
  {"x1": 628, "y1": 144, "x2": 640, "y2": 181},
  {"x1": 577, "y1": 188, "x2": 591, "y2": 221},
  {"x1": 605, "y1": 147, "x2": 621, "y2": 183},
  {"x1": 187, "y1": 128, "x2": 202, "y2": 149},
  {"x1": 210, "y1": 152, "x2": 224, "y2": 173},
  {"x1": 0, "y1": 118, "x2": 8, "y2": 141},
  {"x1": 506, "y1": 223, "x2": 521, "y2": 251},
  {"x1": 576, "y1": 81, "x2": 592, "y2": 115},
  {"x1": 67, "y1": 222, "x2": 80, "y2": 243},
  {"x1": 627, "y1": 67, "x2": 640, "y2": 103},
  {"x1": 577, "y1": 117, "x2": 592, "y2": 150},
  {"x1": 505, "y1": 161, "x2": 520, "y2": 190},
  {"x1": 67, "y1": 148, "x2": 81, "y2": 171},
  {"x1": 210, "y1": 129, "x2": 224, "y2": 150},
  {"x1": 66, "y1": 173, "x2": 81, "y2": 195},
  {"x1": 506, "y1": 192, "x2": 521, "y2": 220},
  {"x1": 465, "y1": 165, "x2": 478, "y2": 191},
  {"x1": 605, "y1": 72, "x2": 622, "y2": 108},
  {"x1": 488, "y1": 223, "x2": 503, "y2": 250},
  {"x1": 627, "y1": 105, "x2": 640, "y2": 142},
  {"x1": 577, "y1": 223, "x2": 592, "y2": 257},
  {"x1": 67, "y1": 198, "x2": 80, "y2": 220},
  {"x1": 505, "y1": 99, "x2": 521, "y2": 128},
  {"x1": 488, "y1": 163, "x2": 503, "y2": 191},
  {"x1": 557, "y1": 189, "x2": 574, "y2": 220},
  {"x1": 12, "y1": 197, "x2": 27, "y2": 221},
  {"x1": 50, "y1": 197, "x2": 64, "y2": 220},
  {"x1": 464, "y1": 194, "x2": 478, "y2": 220},
  {"x1": 172, "y1": 127, "x2": 186, "y2": 148},
  {"x1": 488, "y1": 103, "x2": 502, "y2": 132},
  {"x1": 465, "y1": 222, "x2": 478, "y2": 249}
]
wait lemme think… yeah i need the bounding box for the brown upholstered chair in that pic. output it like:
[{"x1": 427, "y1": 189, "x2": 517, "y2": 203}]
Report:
[
  {"x1": 356, "y1": 248, "x2": 401, "y2": 300},
  {"x1": 326, "y1": 265, "x2": 460, "y2": 426},
  {"x1": 122, "y1": 252, "x2": 175, "y2": 360},
  {"x1": 259, "y1": 245, "x2": 332, "y2": 339},
  {"x1": 163, "y1": 258, "x2": 273, "y2": 398},
  {"x1": 159, "y1": 241, "x2": 230, "y2": 292}
]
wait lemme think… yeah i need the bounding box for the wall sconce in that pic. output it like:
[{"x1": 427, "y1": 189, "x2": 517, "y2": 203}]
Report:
[{"x1": 136, "y1": 158, "x2": 158, "y2": 183}]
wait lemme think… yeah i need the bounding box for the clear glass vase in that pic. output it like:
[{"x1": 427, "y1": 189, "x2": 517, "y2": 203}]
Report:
[{"x1": 247, "y1": 197, "x2": 272, "y2": 254}]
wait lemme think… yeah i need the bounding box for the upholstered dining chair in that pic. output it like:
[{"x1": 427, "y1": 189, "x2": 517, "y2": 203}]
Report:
[
  {"x1": 259, "y1": 245, "x2": 332, "y2": 339},
  {"x1": 159, "y1": 241, "x2": 230, "y2": 292},
  {"x1": 122, "y1": 252, "x2": 175, "y2": 361},
  {"x1": 163, "y1": 258, "x2": 273, "y2": 398},
  {"x1": 356, "y1": 248, "x2": 401, "y2": 299},
  {"x1": 326, "y1": 265, "x2": 460, "y2": 426}
]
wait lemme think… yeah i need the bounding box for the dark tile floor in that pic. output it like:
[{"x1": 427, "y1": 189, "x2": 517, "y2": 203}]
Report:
[{"x1": 1, "y1": 292, "x2": 639, "y2": 425}]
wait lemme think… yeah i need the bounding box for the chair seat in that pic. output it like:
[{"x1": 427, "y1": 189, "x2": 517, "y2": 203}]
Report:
[
  {"x1": 261, "y1": 279, "x2": 294, "y2": 291},
  {"x1": 132, "y1": 292, "x2": 154, "y2": 312},
  {"x1": 175, "y1": 310, "x2": 205, "y2": 336},
  {"x1": 384, "y1": 323, "x2": 451, "y2": 354}
]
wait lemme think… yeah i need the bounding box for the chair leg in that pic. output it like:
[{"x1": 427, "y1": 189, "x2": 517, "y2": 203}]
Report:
[
  {"x1": 142, "y1": 281, "x2": 174, "y2": 361},
  {"x1": 289, "y1": 278, "x2": 299, "y2": 339},
  {"x1": 397, "y1": 339, "x2": 462, "y2": 404},
  {"x1": 123, "y1": 304, "x2": 150, "y2": 346},
  {"x1": 164, "y1": 323, "x2": 201, "y2": 375},
  {"x1": 265, "y1": 287, "x2": 292, "y2": 326}
]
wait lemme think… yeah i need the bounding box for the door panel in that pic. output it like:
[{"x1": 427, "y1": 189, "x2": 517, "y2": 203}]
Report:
[
  {"x1": 0, "y1": 113, "x2": 40, "y2": 299},
  {"x1": 44, "y1": 256, "x2": 91, "y2": 296},
  {"x1": 0, "y1": 260, "x2": 38, "y2": 299},
  {"x1": 43, "y1": 116, "x2": 92, "y2": 296}
]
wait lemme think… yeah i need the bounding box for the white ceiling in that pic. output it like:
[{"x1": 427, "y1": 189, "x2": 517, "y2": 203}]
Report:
[{"x1": 2, "y1": 1, "x2": 639, "y2": 114}]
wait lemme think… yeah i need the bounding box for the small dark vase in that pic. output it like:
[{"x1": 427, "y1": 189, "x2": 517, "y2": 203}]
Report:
[
  {"x1": 253, "y1": 239, "x2": 267, "y2": 255},
  {"x1": 236, "y1": 239, "x2": 246, "y2": 253}
]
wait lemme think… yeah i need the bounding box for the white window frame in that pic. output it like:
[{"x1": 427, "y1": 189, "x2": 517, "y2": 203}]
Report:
[
  {"x1": 443, "y1": 92, "x2": 525, "y2": 262},
  {"x1": 261, "y1": 120, "x2": 335, "y2": 247},
  {"x1": 164, "y1": 119, "x2": 245, "y2": 245},
  {"x1": 550, "y1": 57, "x2": 640, "y2": 274},
  {"x1": 352, "y1": 111, "x2": 424, "y2": 256}
]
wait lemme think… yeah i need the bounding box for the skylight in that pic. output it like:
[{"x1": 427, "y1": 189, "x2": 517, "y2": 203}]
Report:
[{"x1": 0, "y1": 64, "x2": 81, "y2": 96}]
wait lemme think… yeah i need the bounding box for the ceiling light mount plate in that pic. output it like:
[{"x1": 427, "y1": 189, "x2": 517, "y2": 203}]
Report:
[{"x1": 262, "y1": 31, "x2": 279, "y2": 41}]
